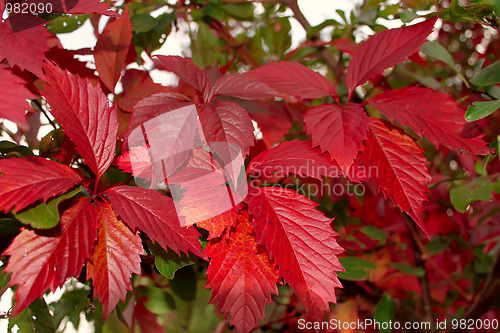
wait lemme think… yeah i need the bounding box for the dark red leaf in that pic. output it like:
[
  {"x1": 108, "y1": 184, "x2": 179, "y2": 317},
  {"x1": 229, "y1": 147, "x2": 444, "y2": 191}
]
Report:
[
  {"x1": 207, "y1": 73, "x2": 278, "y2": 101},
  {"x1": 303, "y1": 103, "x2": 369, "y2": 172},
  {"x1": 249, "y1": 61, "x2": 337, "y2": 100},
  {"x1": 154, "y1": 55, "x2": 210, "y2": 95},
  {"x1": 367, "y1": 87, "x2": 491, "y2": 155},
  {"x1": 197, "y1": 205, "x2": 240, "y2": 239},
  {"x1": 2, "y1": 198, "x2": 98, "y2": 316},
  {"x1": 0, "y1": 66, "x2": 36, "y2": 129},
  {"x1": 94, "y1": 15, "x2": 133, "y2": 91},
  {"x1": 42, "y1": 62, "x2": 119, "y2": 178},
  {"x1": 345, "y1": 17, "x2": 437, "y2": 99},
  {"x1": 247, "y1": 140, "x2": 342, "y2": 180},
  {"x1": 0, "y1": 156, "x2": 81, "y2": 213},
  {"x1": 105, "y1": 185, "x2": 206, "y2": 259},
  {"x1": 205, "y1": 210, "x2": 278, "y2": 333},
  {"x1": 246, "y1": 187, "x2": 344, "y2": 316},
  {"x1": 66, "y1": 0, "x2": 120, "y2": 16},
  {"x1": 358, "y1": 119, "x2": 432, "y2": 234},
  {"x1": 87, "y1": 201, "x2": 144, "y2": 319},
  {"x1": 199, "y1": 101, "x2": 255, "y2": 156},
  {"x1": 0, "y1": 15, "x2": 49, "y2": 77}
]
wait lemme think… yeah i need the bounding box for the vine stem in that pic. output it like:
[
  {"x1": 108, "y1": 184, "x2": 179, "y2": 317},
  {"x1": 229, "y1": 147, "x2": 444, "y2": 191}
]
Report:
[
  {"x1": 278, "y1": 0, "x2": 339, "y2": 73},
  {"x1": 402, "y1": 216, "x2": 472, "y2": 302}
]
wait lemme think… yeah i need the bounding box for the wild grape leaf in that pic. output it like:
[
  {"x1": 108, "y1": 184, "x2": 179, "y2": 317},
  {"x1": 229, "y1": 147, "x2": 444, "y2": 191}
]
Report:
[
  {"x1": 0, "y1": 66, "x2": 36, "y2": 129},
  {"x1": 2, "y1": 198, "x2": 97, "y2": 316},
  {"x1": 205, "y1": 210, "x2": 278, "y2": 333},
  {"x1": 358, "y1": 119, "x2": 432, "y2": 234},
  {"x1": 249, "y1": 61, "x2": 337, "y2": 99},
  {"x1": 154, "y1": 55, "x2": 210, "y2": 94},
  {"x1": 0, "y1": 156, "x2": 81, "y2": 213},
  {"x1": 42, "y1": 62, "x2": 119, "y2": 178},
  {"x1": 65, "y1": 0, "x2": 121, "y2": 16},
  {"x1": 197, "y1": 205, "x2": 240, "y2": 239},
  {"x1": 94, "y1": 15, "x2": 133, "y2": 91},
  {"x1": 117, "y1": 83, "x2": 168, "y2": 112},
  {"x1": 126, "y1": 92, "x2": 192, "y2": 140},
  {"x1": 247, "y1": 140, "x2": 342, "y2": 180},
  {"x1": 303, "y1": 103, "x2": 369, "y2": 172},
  {"x1": 87, "y1": 202, "x2": 144, "y2": 319},
  {"x1": 105, "y1": 185, "x2": 206, "y2": 259},
  {"x1": 207, "y1": 73, "x2": 278, "y2": 101},
  {"x1": 367, "y1": 87, "x2": 491, "y2": 155},
  {"x1": 345, "y1": 17, "x2": 436, "y2": 99},
  {"x1": 0, "y1": 15, "x2": 49, "y2": 77},
  {"x1": 246, "y1": 187, "x2": 344, "y2": 316},
  {"x1": 198, "y1": 101, "x2": 254, "y2": 156}
]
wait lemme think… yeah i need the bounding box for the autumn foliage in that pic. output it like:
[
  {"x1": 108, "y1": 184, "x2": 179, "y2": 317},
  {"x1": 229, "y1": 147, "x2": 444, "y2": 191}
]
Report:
[{"x1": 0, "y1": 1, "x2": 499, "y2": 332}]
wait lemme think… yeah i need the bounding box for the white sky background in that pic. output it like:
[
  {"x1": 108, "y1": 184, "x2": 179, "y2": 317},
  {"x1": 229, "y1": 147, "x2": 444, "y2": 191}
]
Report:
[{"x1": 0, "y1": 1, "x2": 373, "y2": 332}]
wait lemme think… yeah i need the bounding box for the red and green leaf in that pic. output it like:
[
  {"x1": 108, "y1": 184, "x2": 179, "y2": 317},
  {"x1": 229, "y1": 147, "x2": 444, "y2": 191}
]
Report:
[
  {"x1": 205, "y1": 210, "x2": 278, "y2": 333},
  {"x1": 2, "y1": 198, "x2": 97, "y2": 316},
  {"x1": 87, "y1": 201, "x2": 144, "y2": 319},
  {"x1": 0, "y1": 156, "x2": 81, "y2": 213}
]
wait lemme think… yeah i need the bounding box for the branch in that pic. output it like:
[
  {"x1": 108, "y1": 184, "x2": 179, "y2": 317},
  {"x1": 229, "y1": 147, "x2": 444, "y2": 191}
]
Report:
[{"x1": 278, "y1": 0, "x2": 338, "y2": 72}]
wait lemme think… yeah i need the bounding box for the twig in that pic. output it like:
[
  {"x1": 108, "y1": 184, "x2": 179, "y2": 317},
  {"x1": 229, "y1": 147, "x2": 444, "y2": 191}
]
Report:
[
  {"x1": 402, "y1": 216, "x2": 472, "y2": 302},
  {"x1": 278, "y1": 0, "x2": 338, "y2": 73},
  {"x1": 32, "y1": 99, "x2": 57, "y2": 130}
]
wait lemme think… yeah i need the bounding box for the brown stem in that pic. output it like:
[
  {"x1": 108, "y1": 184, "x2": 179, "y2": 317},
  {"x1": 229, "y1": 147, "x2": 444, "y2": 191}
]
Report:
[{"x1": 279, "y1": 0, "x2": 338, "y2": 73}]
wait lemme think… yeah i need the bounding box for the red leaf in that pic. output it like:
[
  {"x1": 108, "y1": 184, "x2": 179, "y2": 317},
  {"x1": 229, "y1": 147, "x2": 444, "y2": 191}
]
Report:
[
  {"x1": 359, "y1": 119, "x2": 432, "y2": 234},
  {"x1": 199, "y1": 101, "x2": 255, "y2": 156},
  {"x1": 66, "y1": 0, "x2": 120, "y2": 16},
  {"x1": 42, "y1": 62, "x2": 119, "y2": 178},
  {"x1": 345, "y1": 17, "x2": 437, "y2": 99},
  {"x1": 197, "y1": 205, "x2": 240, "y2": 239},
  {"x1": 127, "y1": 92, "x2": 192, "y2": 137},
  {"x1": 207, "y1": 73, "x2": 277, "y2": 101},
  {"x1": 0, "y1": 156, "x2": 81, "y2": 213},
  {"x1": 0, "y1": 66, "x2": 36, "y2": 129},
  {"x1": 117, "y1": 83, "x2": 168, "y2": 112},
  {"x1": 87, "y1": 201, "x2": 144, "y2": 319},
  {"x1": 205, "y1": 210, "x2": 278, "y2": 333},
  {"x1": 246, "y1": 187, "x2": 344, "y2": 316},
  {"x1": 94, "y1": 15, "x2": 133, "y2": 91},
  {"x1": 105, "y1": 185, "x2": 206, "y2": 259},
  {"x1": 133, "y1": 297, "x2": 164, "y2": 333},
  {"x1": 154, "y1": 56, "x2": 210, "y2": 95},
  {"x1": 249, "y1": 61, "x2": 337, "y2": 100},
  {"x1": 247, "y1": 140, "x2": 342, "y2": 180},
  {"x1": 303, "y1": 103, "x2": 369, "y2": 172},
  {"x1": 2, "y1": 198, "x2": 97, "y2": 316},
  {"x1": 367, "y1": 87, "x2": 491, "y2": 155},
  {"x1": 0, "y1": 15, "x2": 49, "y2": 77}
]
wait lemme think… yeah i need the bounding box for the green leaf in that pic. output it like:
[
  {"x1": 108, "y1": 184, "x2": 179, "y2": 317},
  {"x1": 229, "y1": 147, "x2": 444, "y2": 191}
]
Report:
[
  {"x1": 102, "y1": 311, "x2": 129, "y2": 333},
  {"x1": 138, "y1": 286, "x2": 176, "y2": 314},
  {"x1": 388, "y1": 263, "x2": 425, "y2": 277},
  {"x1": 336, "y1": 257, "x2": 376, "y2": 281},
  {"x1": 170, "y1": 266, "x2": 197, "y2": 301},
  {"x1": 47, "y1": 15, "x2": 91, "y2": 34},
  {"x1": 0, "y1": 141, "x2": 33, "y2": 157},
  {"x1": 400, "y1": 10, "x2": 420, "y2": 23},
  {"x1": 8, "y1": 298, "x2": 55, "y2": 333},
  {"x1": 222, "y1": 3, "x2": 255, "y2": 20},
  {"x1": 150, "y1": 242, "x2": 196, "y2": 280},
  {"x1": 374, "y1": 294, "x2": 395, "y2": 333},
  {"x1": 450, "y1": 178, "x2": 494, "y2": 213},
  {"x1": 426, "y1": 239, "x2": 451, "y2": 255},
  {"x1": 50, "y1": 287, "x2": 90, "y2": 330},
  {"x1": 420, "y1": 41, "x2": 456, "y2": 69},
  {"x1": 360, "y1": 225, "x2": 388, "y2": 244},
  {"x1": 470, "y1": 61, "x2": 500, "y2": 86},
  {"x1": 131, "y1": 13, "x2": 157, "y2": 32},
  {"x1": 495, "y1": 0, "x2": 500, "y2": 16},
  {"x1": 0, "y1": 262, "x2": 11, "y2": 297},
  {"x1": 465, "y1": 99, "x2": 500, "y2": 121},
  {"x1": 14, "y1": 188, "x2": 81, "y2": 229}
]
